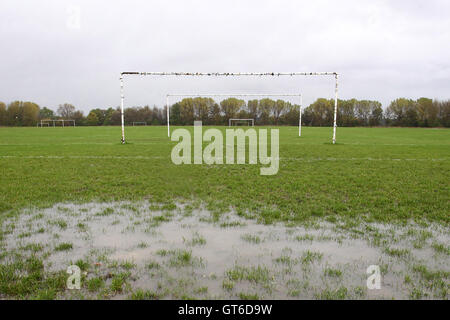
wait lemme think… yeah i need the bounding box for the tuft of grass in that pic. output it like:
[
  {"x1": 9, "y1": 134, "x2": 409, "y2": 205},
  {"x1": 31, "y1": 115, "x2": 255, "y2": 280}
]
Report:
[
  {"x1": 137, "y1": 242, "x2": 148, "y2": 248},
  {"x1": 316, "y1": 287, "x2": 348, "y2": 300},
  {"x1": 219, "y1": 221, "x2": 245, "y2": 228},
  {"x1": 194, "y1": 287, "x2": 208, "y2": 295},
  {"x1": 274, "y1": 255, "x2": 296, "y2": 266},
  {"x1": 76, "y1": 222, "x2": 87, "y2": 232},
  {"x1": 146, "y1": 261, "x2": 161, "y2": 270},
  {"x1": 409, "y1": 287, "x2": 426, "y2": 300},
  {"x1": 120, "y1": 260, "x2": 136, "y2": 270},
  {"x1": 18, "y1": 232, "x2": 32, "y2": 239},
  {"x1": 96, "y1": 207, "x2": 115, "y2": 216},
  {"x1": 384, "y1": 247, "x2": 410, "y2": 258},
  {"x1": 241, "y1": 234, "x2": 261, "y2": 244},
  {"x1": 185, "y1": 232, "x2": 206, "y2": 246},
  {"x1": 86, "y1": 277, "x2": 104, "y2": 292},
  {"x1": 54, "y1": 242, "x2": 73, "y2": 251},
  {"x1": 20, "y1": 243, "x2": 44, "y2": 252},
  {"x1": 301, "y1": 250, "x2": 323, "y2": 265},
  {"x1": 75, "y1": 259, "x2": 89, "y2": 271},
  {"x1": 168, "y1": 250, "x2": 196, "y2": 268},
  {"x1": 226, "y1": 265, "x2": 271, "y2": 286},
  {"x1": 130, "y1": 289, "x2": 161, "y2": 300},
  {"x1": 239, "y1": 292, "x2": 259, "y2": 300},
  {"x1": 295, "y1": 234, "x2": 314, "y2": 242},
  {"x1": 156, "y1": 249, "x2": 174, "y2": 256},
  {"x1": 431, "y1": 242, "x2": 449, "y2": 255},
  {"x1": 222, "y1": 279, "x2": 235, "y2": 291},
  {"x1": 54, "y1": 219, "x2": 67, "y2": 230},
  {"x1": 324, "y1": 267, "x2": 343, "y2": 278},
  {"x1": 110, "y1": 272, "x2": 130, "y2": 293}
]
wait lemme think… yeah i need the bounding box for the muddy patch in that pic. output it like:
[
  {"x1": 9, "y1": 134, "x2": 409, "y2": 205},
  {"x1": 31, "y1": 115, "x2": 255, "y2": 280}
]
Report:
[{"x1": 1, "y1": 201, "x2": 448, "y2": 299}]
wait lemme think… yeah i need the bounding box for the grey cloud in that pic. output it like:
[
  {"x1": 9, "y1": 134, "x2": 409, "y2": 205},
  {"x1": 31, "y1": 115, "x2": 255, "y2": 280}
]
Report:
[{"x1": 0, "y1": 0, "x2": 449, "y2": 113}]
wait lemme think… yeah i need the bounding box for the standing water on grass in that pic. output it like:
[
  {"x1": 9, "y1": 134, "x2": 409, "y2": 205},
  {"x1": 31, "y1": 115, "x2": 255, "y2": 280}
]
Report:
[{"x1": 1, "y1": 201, "x2": 448, "y2": 299}]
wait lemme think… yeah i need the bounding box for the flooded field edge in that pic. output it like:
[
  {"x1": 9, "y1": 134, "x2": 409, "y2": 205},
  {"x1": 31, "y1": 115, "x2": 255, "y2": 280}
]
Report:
[{"x1": 0, "y1": 200, "x2": 448, "y2": 300}]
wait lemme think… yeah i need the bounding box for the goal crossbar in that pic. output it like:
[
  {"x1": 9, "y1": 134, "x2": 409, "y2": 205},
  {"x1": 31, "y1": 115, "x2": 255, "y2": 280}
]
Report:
[{"x1": 120, "y1": 72, "x2": 339, "y2": 144}]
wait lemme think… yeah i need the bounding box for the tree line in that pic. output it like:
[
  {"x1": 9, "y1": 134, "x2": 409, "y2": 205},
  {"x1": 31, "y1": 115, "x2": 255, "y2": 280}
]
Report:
[{"x1": 0, "y1": 97, "x2": 449, "y2": 127}]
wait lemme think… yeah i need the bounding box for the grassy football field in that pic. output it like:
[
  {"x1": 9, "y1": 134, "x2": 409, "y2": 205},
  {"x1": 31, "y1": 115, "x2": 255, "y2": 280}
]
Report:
[
  {"x1": 0, "y1": 126, "x2": 448, "y2": 299},
  {"x1": 1, "y1": 126, "x2": 449, "y2": 222}
]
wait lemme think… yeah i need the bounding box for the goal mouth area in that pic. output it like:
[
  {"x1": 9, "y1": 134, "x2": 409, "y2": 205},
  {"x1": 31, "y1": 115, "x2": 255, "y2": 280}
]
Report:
[
  {"x1": 166, "y1": 93, "x2": 302, "y2": 134},
  {"x1": 119, "y1": 72, "x2": 339, "y2": 144}
]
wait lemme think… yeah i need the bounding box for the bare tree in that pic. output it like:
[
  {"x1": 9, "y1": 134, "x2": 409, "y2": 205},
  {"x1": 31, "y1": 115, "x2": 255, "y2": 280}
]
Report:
[{"x1": 57, "y1": 103, "x2": 76, "y2": 119}]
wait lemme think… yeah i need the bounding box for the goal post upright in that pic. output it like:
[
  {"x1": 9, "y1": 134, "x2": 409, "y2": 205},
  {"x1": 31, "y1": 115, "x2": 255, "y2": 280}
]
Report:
[
  {"x1": 299, "y1": 93, "x2": 302, "y2": 137},
  {"x1": 120, "y1": 75, "x2": 125, "y2": 143},
  {"x1": 120, "y1": 71, "x2": 339, "y2": 144},
  {"x1": 166, "y1": 95, "x2": 170, "y2": 137},
  {"x1": 332, "y1": 73, "x2": 338, "y2": 144}
]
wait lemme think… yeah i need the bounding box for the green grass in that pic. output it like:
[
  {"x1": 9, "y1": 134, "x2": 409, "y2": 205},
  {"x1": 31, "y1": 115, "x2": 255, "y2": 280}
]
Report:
[
  {"x1": 54, "y1": 242, "x2": 73, "y2": 251},
  {"x1": 301, "y1": 250, "x2": 323, "y2": 265},
  {"x1": 0, "y1": 255, "x2": 66, "y2": 299},
  {"x1": 241, "y1": 233, "x2": 262, "y2": 244},
  {"x1": 239, "y1": 292, "x2": 259, "y2": 300},
  {"x1": 226, "y1": 265, "x2": 271, "y2": 287},
  {"x1": 130, "y1": 288, "x2": 161, "y2": 300},
  {"x1": 0, "y1": 126, "x2": 448, "y2": 224},
  {"x1": 316, "y1": 287, "x2": 349, "y2": 300},
  {"x1": 86, "y1": 277, "x2": 104, "y2": 292},
  {"x1": 184, "y1": 232, "x2": 207, "y2": 246},
  {"x1": 324, "y1": 267, "x2": 343, "y2": 278}
]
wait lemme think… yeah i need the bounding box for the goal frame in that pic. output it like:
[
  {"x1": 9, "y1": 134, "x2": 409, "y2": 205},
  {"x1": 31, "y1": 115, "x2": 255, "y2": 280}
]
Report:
[
  {"x1": 165, "y1": 93, "x2": 302, "y2": 137},
  {"x1": 132, "y1": 121, "x2": 147, "y2": 126},
  {"x1": 229, "y1": 118, "x2": 254, "y2": 127},
  {"x1": 39, "y1": 119, "x2": 75, "y2": 127},
  {"x1": 119, "y1": 72, "x2": 338, "y2": 144}
]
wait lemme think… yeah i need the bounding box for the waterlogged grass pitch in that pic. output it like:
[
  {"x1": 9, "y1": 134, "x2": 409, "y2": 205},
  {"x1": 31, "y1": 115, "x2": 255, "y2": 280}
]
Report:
[{"x1": 0, "y1": 126, "x2": 449, "y2": 299}]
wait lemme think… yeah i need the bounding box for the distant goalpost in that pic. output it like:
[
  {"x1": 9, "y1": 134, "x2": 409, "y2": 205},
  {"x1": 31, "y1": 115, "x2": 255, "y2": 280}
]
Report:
[
  {"x1": 165, "y1": 93, "x2": 302, "y2": 137},
  {"x1": 229, "y1": 119, "x2": 254, "y2": 127},
  {"x1": 132, "y1": 121, "x2": 147, "y2": 126},
  {"x1": 119, "y1": 72, "x2": 339, "y2": 144},
  {"x1": 38, "y1": 119, "x2": 75, "y2": 127}
]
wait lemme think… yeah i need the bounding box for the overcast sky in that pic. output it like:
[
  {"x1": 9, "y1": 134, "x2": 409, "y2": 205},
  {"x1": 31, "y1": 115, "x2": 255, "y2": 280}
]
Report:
[{"x1": 0, "y1": 0, "x2": 449, "y2": 113}]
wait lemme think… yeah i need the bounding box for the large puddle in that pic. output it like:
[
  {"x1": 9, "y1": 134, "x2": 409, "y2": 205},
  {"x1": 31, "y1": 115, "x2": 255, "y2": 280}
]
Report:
[{"x1": 1, "y1": 201, "x2": 448, "y2": 299}]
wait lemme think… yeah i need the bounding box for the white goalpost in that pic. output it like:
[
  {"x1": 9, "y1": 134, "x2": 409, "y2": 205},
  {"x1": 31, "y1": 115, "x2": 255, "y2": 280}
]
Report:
[
  {"x1": 132, "y1": 121, "x2": 147, "y2": 126},
  {"x1": 38, "y1": 119, "x2": 75, "y2": 127},
  {"x1": 165, "y1": 93, "x2": 302, "y2": 138},
  {"x1": 229, "y1": 119, "x2": 254, "y2": 127},
  {"x1": 119, "y1": 72, "x2": 339, "y2": 144}
]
